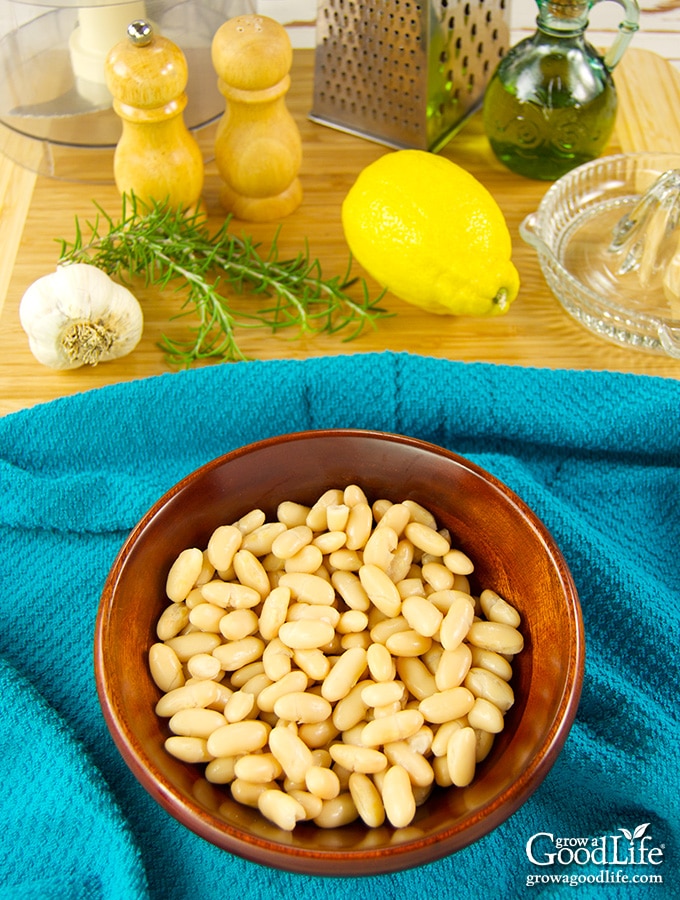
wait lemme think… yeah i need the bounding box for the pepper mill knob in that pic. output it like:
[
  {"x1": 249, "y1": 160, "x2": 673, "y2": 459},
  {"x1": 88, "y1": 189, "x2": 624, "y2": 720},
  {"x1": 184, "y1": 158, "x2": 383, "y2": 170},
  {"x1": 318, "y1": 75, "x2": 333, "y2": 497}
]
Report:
[
  {"x1": 105, "y1": 21, "x2": 204, "y2": 212},
  {"x1": 211, "y1": 15, "x2": 302, "y2": 221}
]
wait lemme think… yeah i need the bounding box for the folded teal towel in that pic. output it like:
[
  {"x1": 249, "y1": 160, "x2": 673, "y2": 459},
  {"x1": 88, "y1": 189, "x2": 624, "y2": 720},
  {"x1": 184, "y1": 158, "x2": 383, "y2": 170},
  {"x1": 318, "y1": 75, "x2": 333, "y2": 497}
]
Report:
[{"x1": 0, "y1": 351, "x2": 677, "y2": 899}]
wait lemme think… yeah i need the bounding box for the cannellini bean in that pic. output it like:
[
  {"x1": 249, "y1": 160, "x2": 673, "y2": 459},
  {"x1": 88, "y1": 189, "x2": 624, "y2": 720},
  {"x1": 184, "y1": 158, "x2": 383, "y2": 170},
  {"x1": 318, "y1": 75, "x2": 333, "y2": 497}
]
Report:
[
  {"x1": 403, "y1": 500, "x2": 437, "y2": 528},
  {"x1": 285, "y1": 545, "x2": 324, "y2": 574},
  {"x1": 274, "y1": 691, "x2": 333, "y2": 724},
  {"x1": 306, "y1": 765, "x2": 341, "y2": 800},
  {"x1": 386, "y1": 628, "x2": 432, "y2": 657},
  {"x1": 479, "y1": 589, "x2": 521, "y2": 627},
  {"x1": 313, "y1": 792, "x2": 359, "y2": 828},
  {"x1": 261, "y1": 637, "x2": 294, "y2": 681},
  {"x1": 382, "y1": 764, "x2": 416, "y2": 827},
  {"x1": 224, "y1": 690, "x2": 256, "y2": 723},
  {"x1": 366, "y1": 642, "x2": 396, "y2": 682},
  {"x1": 232, "y1": 550, "x2": 270, "y2": 597},
  {"x1": 201, "y1": 580, "x2": 261, "y2": 609},
  {"x1": 258, "y1": 788, "x2": 306, "y2": 831},
  {"x1": 278, "y1": 619, "x2": 335, "y2": 650},
  {"x1": 149, "y1": 642, "x2": 185, "y2": 692},
  {"x1": 377, "y1": 502, "x2": 411, "y2": 535},
  {"x1": 321, "y1": 646, "x2": 368, "y2": 702},
  {"x1": 156, "y1": 603, "x2": 190, "y2": 641},
  {"x1": 189, "y1": 602, "x2": 225, "y2": 633},
  {"x1": 404, "y1": 521, "x2": 450, "y2": 557},
  {"x1": 447, "y1": 726, "x2": 477, "y2": 787},
  {"x1": 271, "y1": 525, "x2": 314, "y2": 560},
  {"x1": 387, "y1": 539, "x2": 415, "y2": 583},
  {"x1": 419, "y1": 686, "x2": 475, "y2": 724},
  {"x1": 331, "y1": 570, "x2": 371, "y2": 611},
  {"x1": 164, "y1": 632, "x2": 222, "y2": 661},
  {"x1": 395, "y1": 656, "x2": 437, "y2": 701},
  {"x1": 443, "y1": 548, "x2": 475, "y2": 575},
  {"x1": 277, "y1": 500, "x2": 310, "y2": 527},
  {"x1": 268, "y1": 725, "x2": 314, "y2": 783},
  {"x1": 361, "y1": 680, "x2": 404, "y2": 708},
  {"x1": 205, "y1": 756, "x2": 237, "y2": 784},
  {"x1": 329, "y1": 743, "x2": 388, "y2": 774},
  {"x1": 332, "y1": 679, "x2": 373, "y2": 731},
  {"x1": 421, "y1": 562, "x2": 455, "y2": 592},
  {"x1": 306, "y1": 489, "x2": 344, "y2": 531},
  {"x1": 258, "y1": 585, "x2": 291, "y2": 641},
  {"x1": 298, "y1": 719, "x2": 339, "y2": 750},
  {"x1": 257, "y1": 670, "x2": 309, "y2": 713},
  {"x1": 439, "y1": 593, "x2": 475, "y2": 650},
  {"x1": 469, "y1": 646, "x2": 514, "y2": 681},
  {"x1": 292, "y1": 648, "x2": 331, "y2": 681},
  {"x1": 467, "y1": 697, "x2": 505, "y2": 734},
  {"x1": 288, "y1": 789, "x2": 324, "y2": 820},
  {"x1": 360, "y1": 709, "x2": 424, "y2": 747},
  {"x1": 464, "y1": 666, "x2": 515, "y2": 712},
  {"x1": 348, "y1": 772, "x2": 385, "y2": 827},
  {"x1": 278, "y1": 572, "x2": 336, "y2": 605},
  {"x1": 206, "y1": 720, "x2": 270, "y2": 758},
  {"x1": 169, "y1": 707, "x2": 227, "y2": 738},
  {"x1": 212, "y1": 636, "x2": 265, "y2": 671},
  {"x1": 231, "y1": 778, "x2": 274, "y2": 808},
  {"x1": 234, "y1": 753, "x2": 283, "y2": 783},
  {"x1": 166, "y1": 548, "x2": 204, "y2": 602},
  {"x1": 233, "y1": 508, "x2": 266, "y2": 535},
  {"x1": 242, "y1": 522, "x2": 287, "y2": 556},
  {"x1": 467, "y1": 621, "x2": 524, "y2": 655},
  {"x1": 165, "y1": 735, "x2": 212, "y2": 763},
  {"x1": 359, "y1": 564, "x2": 402, "y2": 617},
  {"x1": 384, "y1": 741, "x2": 434, "y2": 787},
  {"x1": 207, "y1": 525, "x2": 242, "y2": 571},
  {"x1": 401, "y1": 595, "x2": 444, "y2": 638},
  {"x1": 328, "y1": 548, "x2": 363, "y2": 571},
  {"x1": 435, "y1": 644, "x2": 472, "y2": 691},
  {"x1": 186, "y1": 652, "x2": 222, "y2": 681}
]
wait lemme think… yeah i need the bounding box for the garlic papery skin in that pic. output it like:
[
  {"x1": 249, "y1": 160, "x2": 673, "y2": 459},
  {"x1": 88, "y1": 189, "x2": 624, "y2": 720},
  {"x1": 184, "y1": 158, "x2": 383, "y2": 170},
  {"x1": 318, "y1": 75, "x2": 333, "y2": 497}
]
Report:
[{"x1": 19, "y1": 263, "x2": 144, "y2": 369}]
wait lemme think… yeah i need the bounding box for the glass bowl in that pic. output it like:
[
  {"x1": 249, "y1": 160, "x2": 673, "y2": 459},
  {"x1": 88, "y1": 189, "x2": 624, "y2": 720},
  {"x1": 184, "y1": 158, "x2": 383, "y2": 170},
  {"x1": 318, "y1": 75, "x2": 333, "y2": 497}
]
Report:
[{"x1": 520, "y1": 152, "x2": 680, "y2": 356}]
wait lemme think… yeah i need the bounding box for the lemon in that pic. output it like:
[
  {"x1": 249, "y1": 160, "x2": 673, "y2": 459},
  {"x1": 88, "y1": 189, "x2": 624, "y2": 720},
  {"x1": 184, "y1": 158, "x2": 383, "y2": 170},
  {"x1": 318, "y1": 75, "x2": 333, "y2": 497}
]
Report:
[{"x1": 341, "y1": 150, "x2": 520, "y2": 316}]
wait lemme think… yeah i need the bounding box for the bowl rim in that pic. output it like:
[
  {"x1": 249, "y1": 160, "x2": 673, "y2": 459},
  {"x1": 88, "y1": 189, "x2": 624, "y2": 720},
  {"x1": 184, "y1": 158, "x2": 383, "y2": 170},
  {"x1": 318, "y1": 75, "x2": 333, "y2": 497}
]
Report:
[{"x1": 94, "y1": 428, "x2": 585, "y2": 875}]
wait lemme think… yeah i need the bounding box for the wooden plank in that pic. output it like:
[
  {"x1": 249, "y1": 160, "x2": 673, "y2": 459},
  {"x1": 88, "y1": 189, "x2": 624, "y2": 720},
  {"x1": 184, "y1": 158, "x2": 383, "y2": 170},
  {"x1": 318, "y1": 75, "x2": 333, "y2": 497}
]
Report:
[{"x1": 1, "y1": 47, "x2": 679, "y2": 416}]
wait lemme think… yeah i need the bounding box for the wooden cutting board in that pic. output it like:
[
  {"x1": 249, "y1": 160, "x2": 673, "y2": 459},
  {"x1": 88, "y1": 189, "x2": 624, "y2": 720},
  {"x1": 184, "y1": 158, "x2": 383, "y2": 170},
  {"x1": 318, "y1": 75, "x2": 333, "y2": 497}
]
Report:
[
  {"x1": 0, "y1": 47, "x2": 679, "y2": 416},
  {"x1": 614, "y1": 48, "x2": 680, "y2": 152}
]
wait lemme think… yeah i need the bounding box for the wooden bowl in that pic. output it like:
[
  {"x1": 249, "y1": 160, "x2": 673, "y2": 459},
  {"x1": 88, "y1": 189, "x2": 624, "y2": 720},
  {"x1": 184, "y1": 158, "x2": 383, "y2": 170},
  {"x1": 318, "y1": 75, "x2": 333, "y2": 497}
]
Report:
[{"x1": 95, "y1": 429, "x2": 583, "y2": 875}]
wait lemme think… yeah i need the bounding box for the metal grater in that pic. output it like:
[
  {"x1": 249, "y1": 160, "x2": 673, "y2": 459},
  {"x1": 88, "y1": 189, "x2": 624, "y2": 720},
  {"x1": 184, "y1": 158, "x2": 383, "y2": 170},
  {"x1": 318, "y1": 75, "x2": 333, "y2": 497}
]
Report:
[{"x1": 309, "y1": 0, "x2": 512, "y2": 152}]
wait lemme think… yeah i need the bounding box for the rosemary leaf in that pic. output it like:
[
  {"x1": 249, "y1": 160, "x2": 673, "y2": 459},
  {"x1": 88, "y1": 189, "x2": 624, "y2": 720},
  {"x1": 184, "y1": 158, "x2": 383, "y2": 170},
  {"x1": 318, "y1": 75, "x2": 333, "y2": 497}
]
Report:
[{"x1": 57, "y1": 194, "x2": 390, "y2": 366}]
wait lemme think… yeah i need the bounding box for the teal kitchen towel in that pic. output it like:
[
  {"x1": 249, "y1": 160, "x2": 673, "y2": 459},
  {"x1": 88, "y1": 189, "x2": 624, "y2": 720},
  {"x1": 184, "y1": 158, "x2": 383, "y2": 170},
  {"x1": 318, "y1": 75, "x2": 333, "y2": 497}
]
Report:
[{"x1": 0, "y1": 351, "x2": 677, "y2": 899}]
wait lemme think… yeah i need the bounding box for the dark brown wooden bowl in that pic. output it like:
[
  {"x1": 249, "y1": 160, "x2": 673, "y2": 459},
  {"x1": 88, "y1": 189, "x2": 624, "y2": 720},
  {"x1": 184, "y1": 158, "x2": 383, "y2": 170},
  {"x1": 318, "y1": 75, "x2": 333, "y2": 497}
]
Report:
[{"x1": 95, "y1": 429, "x2": 583, "y2": 875}]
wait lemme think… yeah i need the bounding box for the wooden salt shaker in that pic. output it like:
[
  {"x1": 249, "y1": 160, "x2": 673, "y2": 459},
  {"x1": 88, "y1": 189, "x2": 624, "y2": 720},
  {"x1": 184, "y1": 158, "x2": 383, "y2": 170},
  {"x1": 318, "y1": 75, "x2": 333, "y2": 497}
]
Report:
[
  {"x1": 211, "y1": 15, "x2": 302, "y2": 221},
  {"x1": 105, "y1": 20, "x2": 204, "y2": 212}
]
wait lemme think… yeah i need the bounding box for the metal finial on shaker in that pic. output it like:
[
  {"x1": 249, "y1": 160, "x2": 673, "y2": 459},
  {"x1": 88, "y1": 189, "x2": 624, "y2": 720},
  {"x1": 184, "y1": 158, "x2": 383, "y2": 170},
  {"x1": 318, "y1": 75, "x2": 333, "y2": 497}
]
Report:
[
  {"x1": 211, "y1": 15, "x2": 302, "y2": 221},
  {"x1": 105, "y1": 21, "x2": 204, "y2": 212}
]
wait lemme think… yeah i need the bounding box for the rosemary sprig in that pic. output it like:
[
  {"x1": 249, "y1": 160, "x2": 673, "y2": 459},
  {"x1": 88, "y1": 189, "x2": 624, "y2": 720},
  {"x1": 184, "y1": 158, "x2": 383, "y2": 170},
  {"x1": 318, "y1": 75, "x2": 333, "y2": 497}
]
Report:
[{"x1": 57, "y1": 194, "x2": 390, "y2": 366}]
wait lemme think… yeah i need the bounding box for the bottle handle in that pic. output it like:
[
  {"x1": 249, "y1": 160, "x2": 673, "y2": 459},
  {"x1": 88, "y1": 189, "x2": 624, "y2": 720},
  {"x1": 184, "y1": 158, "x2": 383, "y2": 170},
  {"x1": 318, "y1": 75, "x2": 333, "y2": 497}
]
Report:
[{"x1": 591, "y1": 0, "x2": 640, "y2": 70}]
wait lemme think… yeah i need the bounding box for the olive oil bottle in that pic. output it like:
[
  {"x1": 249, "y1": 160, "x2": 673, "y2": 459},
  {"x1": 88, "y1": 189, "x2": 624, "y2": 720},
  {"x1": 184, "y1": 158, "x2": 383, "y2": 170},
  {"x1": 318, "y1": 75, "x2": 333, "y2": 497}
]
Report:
[{"x1": 482, "y1": 0, "x2": 639, "y2": 181}]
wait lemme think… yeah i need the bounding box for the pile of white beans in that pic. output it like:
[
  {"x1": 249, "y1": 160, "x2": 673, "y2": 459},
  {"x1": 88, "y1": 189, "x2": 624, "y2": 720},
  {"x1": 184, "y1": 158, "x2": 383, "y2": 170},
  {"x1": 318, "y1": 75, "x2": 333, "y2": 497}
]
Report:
[{"x1": 149, "y1": 485, "x2": 524, "y2": 832}]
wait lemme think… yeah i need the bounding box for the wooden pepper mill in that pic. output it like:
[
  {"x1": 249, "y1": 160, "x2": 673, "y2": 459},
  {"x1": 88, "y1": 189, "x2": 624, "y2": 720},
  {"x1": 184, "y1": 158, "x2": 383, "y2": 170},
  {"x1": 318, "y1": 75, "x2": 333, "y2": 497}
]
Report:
[
  {"x1": 211, "y1": 15, "x2": 302, "y2": 221},
  {"x1": 105, "y1": 20, "x2": 204, "y2": 212}
]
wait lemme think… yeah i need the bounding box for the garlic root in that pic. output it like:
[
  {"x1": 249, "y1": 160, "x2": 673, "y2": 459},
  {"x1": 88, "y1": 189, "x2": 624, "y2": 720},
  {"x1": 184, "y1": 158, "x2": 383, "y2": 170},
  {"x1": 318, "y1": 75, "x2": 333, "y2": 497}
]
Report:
[{"x1": 19, "y1": 263, "x2": 144, "y2": 369}]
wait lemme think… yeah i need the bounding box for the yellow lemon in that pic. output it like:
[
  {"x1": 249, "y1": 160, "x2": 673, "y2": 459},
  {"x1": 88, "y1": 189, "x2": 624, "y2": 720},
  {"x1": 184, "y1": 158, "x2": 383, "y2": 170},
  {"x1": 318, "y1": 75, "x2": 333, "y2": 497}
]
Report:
[{"x1": 341, "y1": 150, "x2": 520, "y2": 316}]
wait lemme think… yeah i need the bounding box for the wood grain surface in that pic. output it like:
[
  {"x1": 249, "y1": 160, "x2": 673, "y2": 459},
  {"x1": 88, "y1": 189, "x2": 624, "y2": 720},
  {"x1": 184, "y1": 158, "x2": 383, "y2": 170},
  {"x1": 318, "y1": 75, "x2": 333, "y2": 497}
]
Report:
[{"x1": 1, "y1": 47, "x2": 679, "y2": 416}]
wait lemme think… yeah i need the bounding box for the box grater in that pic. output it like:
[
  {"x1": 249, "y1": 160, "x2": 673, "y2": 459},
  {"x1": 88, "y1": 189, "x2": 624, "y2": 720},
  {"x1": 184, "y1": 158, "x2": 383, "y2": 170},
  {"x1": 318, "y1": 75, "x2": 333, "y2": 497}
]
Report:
[{"x1": 309, "y1": 0, "x2": 512, "y2": 152}]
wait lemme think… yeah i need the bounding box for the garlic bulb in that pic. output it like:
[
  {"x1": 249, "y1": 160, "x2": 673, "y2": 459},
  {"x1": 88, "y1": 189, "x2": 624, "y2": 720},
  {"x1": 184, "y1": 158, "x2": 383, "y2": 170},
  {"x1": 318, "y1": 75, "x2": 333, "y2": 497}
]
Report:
[{"x1": 19, "y1": 263, "x2": 144, "y2": 369}]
